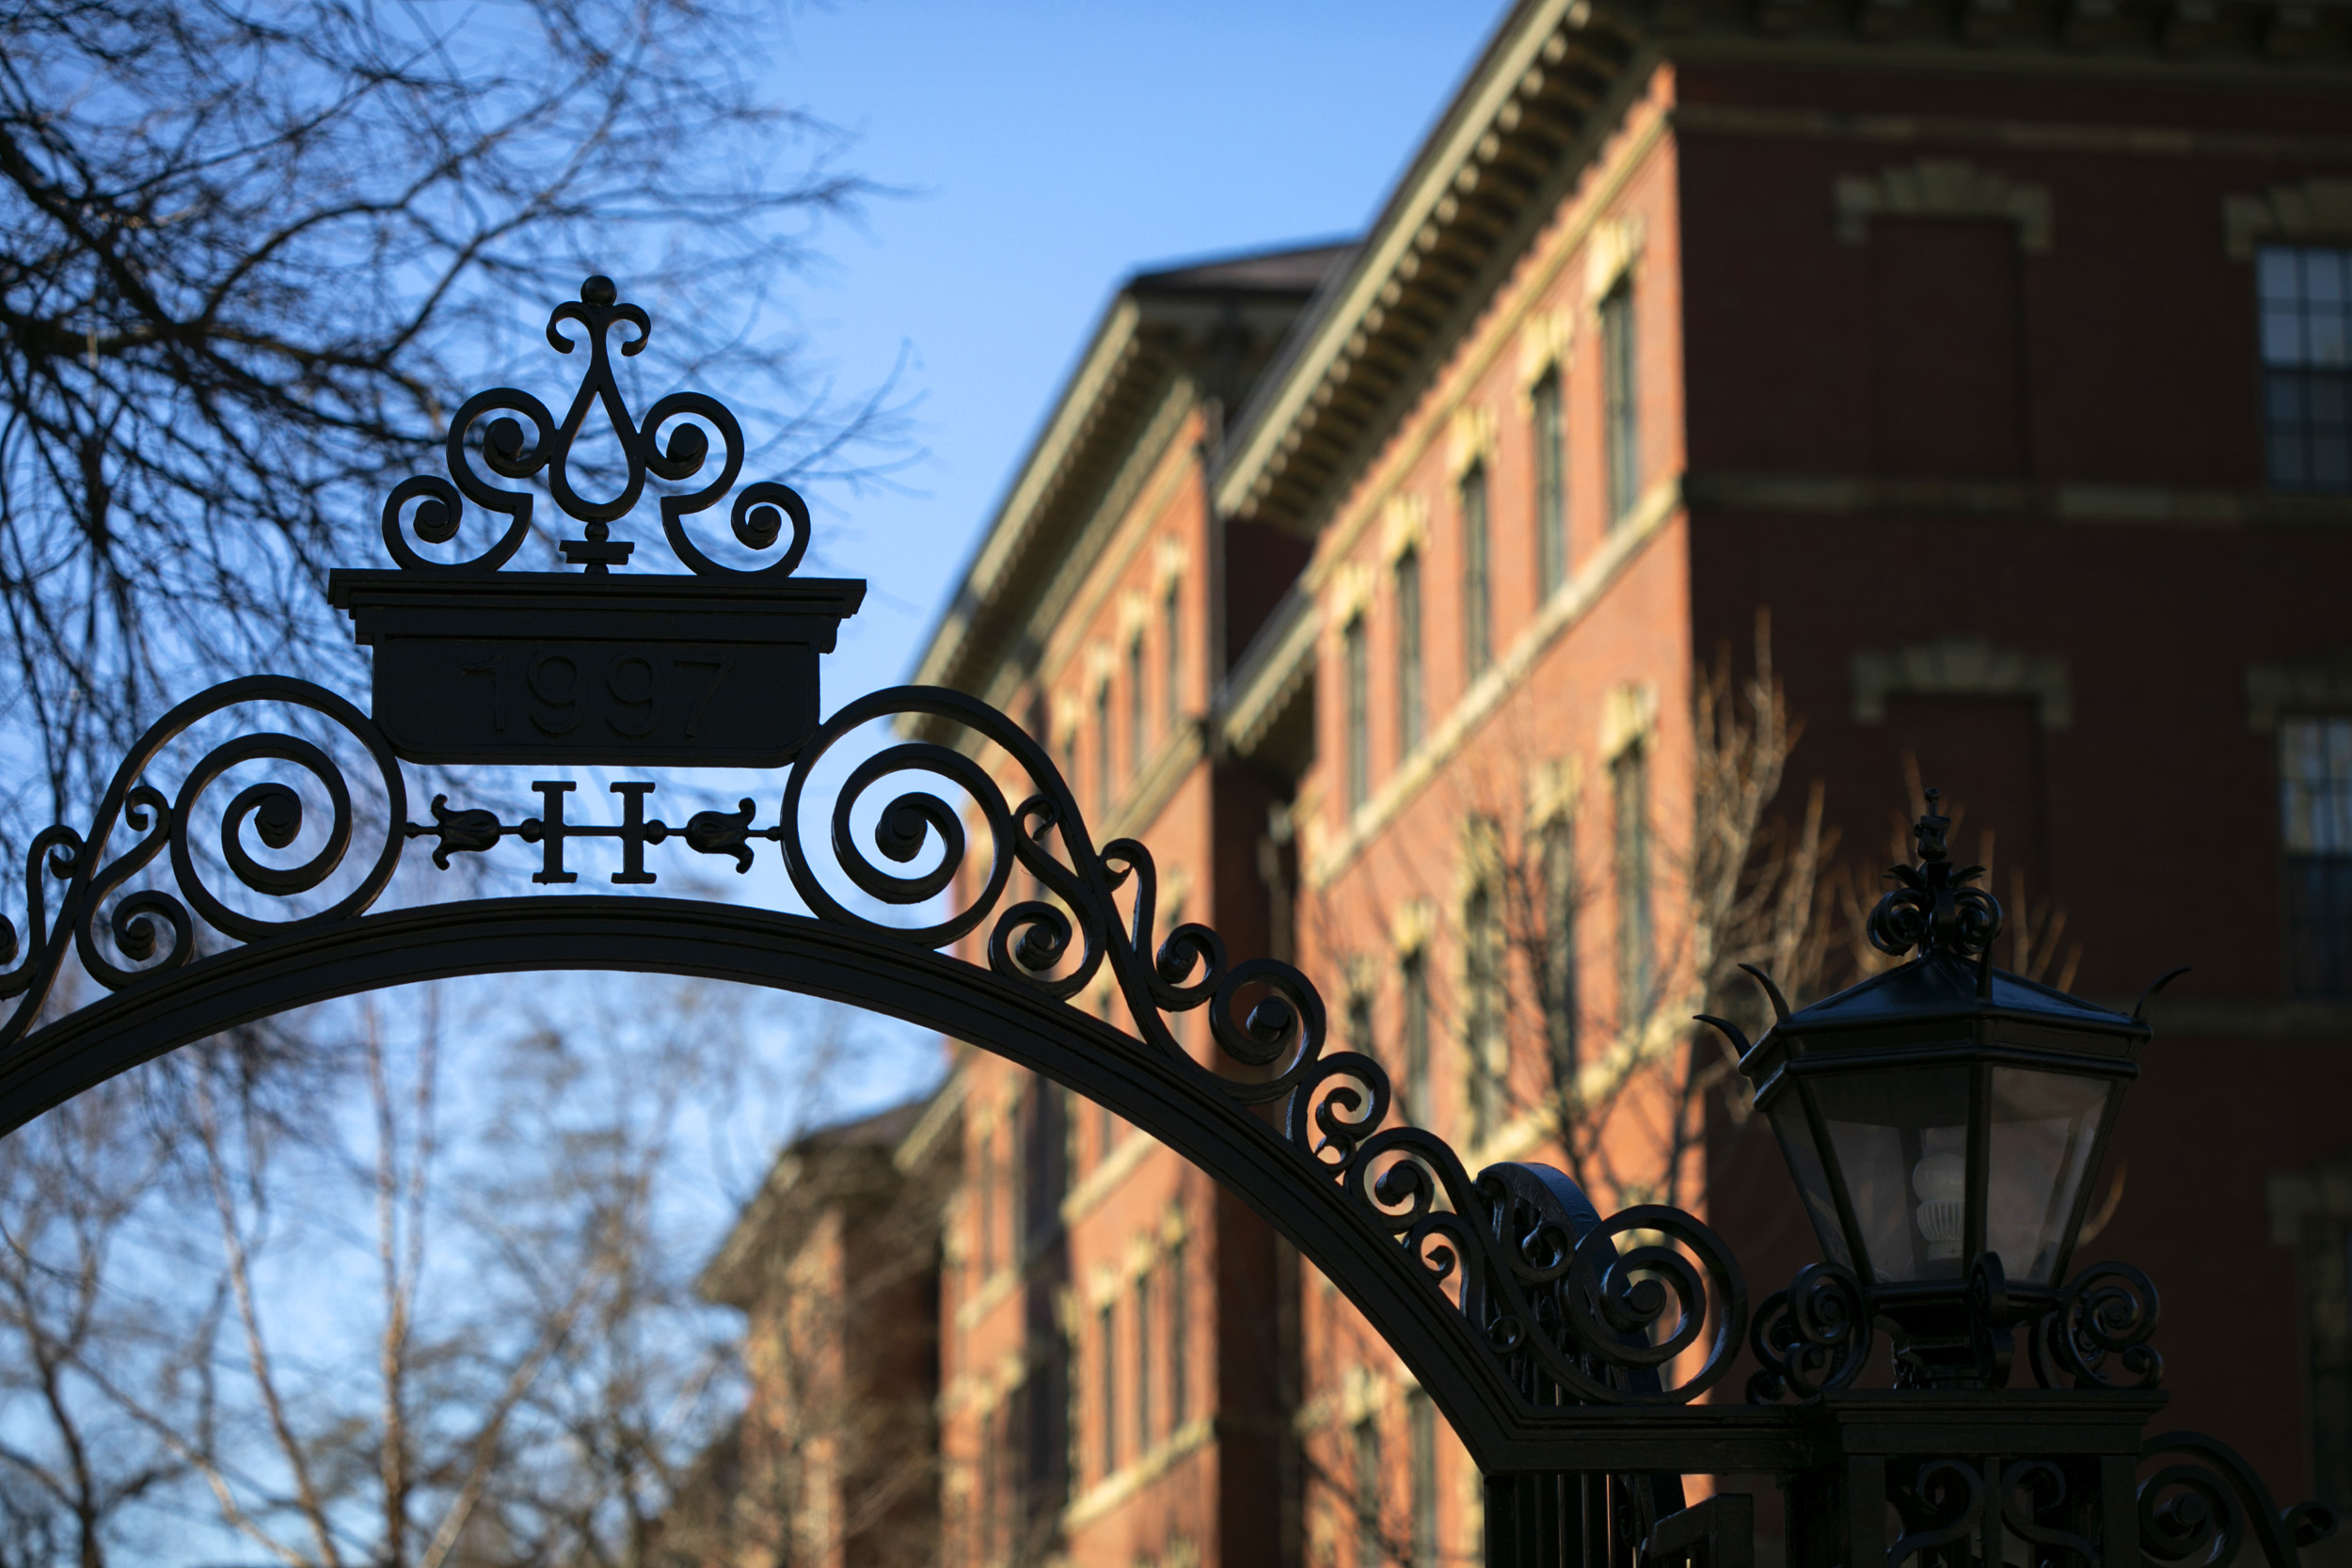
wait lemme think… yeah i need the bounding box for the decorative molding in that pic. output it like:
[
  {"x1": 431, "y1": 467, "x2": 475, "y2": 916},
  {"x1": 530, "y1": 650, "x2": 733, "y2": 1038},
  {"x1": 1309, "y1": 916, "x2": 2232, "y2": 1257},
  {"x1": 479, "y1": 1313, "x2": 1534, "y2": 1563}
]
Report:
[
  {"x1": 1517, "y1": 308, "x2": 1576, "y2": 396},
  {"x1": 2248, "y1": 654, "x2": 2352, "y2": 730},
  {"x1": 2225, "y1": 179, "x2": 2352, "y2": 259},
  {"x1": 1391, "y1": 899, "x2": 1438, "y2": 958},
  {"x1": 1851, "y1": 639, "x2": 2073, "y2": 727},
  {"x1": 1583, "y1": 215, "x2": 1647, "y2": 305},
  {"x1": 1599, "y1": 681, "x2": 1661, "y2": 759},
  {"x1": 1380, "y1": 491, "x2": 1431, "y2": 564},
  {"x1": 1833, "y1": 158, "x2": 2054, "y2": 251},
  {"x1": 1327, "y1": 560, "x2": 1376, "y2": 625},
  {"x1": 1528, "y1": 755, "x2": 1583, "y2": 830},
  {"x1": 1684, "y1": 467, "x2": 2352, "y2": 524},
  {"x1": 1117, "y1": 589, "x2": 1150, "y2": 639},
  {"x1": 1447, "y1": 404, "x2": 1499, "y2": 480},
  {"x1": 1153, "y1": 535, "x2": 1187, "y2": 591}
]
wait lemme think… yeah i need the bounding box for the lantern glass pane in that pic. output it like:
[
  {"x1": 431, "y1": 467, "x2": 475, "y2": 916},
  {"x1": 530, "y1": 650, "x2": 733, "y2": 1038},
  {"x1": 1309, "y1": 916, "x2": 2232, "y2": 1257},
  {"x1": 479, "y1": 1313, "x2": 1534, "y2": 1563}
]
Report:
[
  {"x1": 1987, "y1": 1068, "x2": 2109, "y2": 1284},
  {"x1": 1807, "y1": 1066, "x2": 1972, "y2": 1285},
  {"x1": 1764, "y1": 1101, "x2": 1851, "y2": 1269}
]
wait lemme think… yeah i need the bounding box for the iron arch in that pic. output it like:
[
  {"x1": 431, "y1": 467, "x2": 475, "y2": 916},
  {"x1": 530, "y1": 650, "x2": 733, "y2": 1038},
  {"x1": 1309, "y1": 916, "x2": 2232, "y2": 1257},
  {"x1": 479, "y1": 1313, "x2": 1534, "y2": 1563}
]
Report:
[{"x1": 0, "y1": 675, "x2": 1770, "y2": 1479}]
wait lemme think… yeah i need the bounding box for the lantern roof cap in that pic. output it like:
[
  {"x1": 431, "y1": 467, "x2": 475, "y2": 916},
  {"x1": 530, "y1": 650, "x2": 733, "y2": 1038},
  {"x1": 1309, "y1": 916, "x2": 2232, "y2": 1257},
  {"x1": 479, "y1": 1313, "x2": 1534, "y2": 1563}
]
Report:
[
  {"x1": 1718, "y1": 790, "x2": 2158, "y2": 1086},
  {"x1": 1780, "y1": 947, "x2": 2140, "y2": 1037}
]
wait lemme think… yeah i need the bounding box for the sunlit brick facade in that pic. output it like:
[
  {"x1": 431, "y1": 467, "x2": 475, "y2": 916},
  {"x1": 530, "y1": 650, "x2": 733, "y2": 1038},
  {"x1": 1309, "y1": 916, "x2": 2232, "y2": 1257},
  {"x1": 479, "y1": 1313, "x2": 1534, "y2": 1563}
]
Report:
[{"x1": 703, "y1": 0, "x2": 2352, "y2": 1563}]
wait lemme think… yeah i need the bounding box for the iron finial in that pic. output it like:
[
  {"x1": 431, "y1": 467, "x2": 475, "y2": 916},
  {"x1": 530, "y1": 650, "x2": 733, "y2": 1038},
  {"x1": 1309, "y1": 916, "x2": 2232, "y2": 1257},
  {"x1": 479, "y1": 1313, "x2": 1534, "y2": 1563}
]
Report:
[
  {"x1": 1915, "y1": 787, "x2": 1951, "y2": 864},
  {"x1": 1866, "y1": 784, "x2": 2003, "y2": 962}
]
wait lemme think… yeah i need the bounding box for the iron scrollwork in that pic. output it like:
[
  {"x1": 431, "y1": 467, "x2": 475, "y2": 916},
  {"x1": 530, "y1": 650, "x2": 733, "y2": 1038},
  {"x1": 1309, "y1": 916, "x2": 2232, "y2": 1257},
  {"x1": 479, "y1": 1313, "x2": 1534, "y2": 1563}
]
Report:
[
  {"x1": 2031, "y1": 1261, "x2": 2165, "y2": 1391},
  {"x1": 773, "y1": 686, "x2": 1751, "y2": 1404},
  {"x1": 0, "y1": 677, "x2": 405, "y2": 1057},
  {"x1": 380, "y1": 275, "x2": 812, "y2": 581},
  {"x1": 2140, "y1": 1433, "x2": 2340, "y2": 1568},
  {"x1": 1747, "y1": 1260, "x2": 1873, "y2": 1402}
]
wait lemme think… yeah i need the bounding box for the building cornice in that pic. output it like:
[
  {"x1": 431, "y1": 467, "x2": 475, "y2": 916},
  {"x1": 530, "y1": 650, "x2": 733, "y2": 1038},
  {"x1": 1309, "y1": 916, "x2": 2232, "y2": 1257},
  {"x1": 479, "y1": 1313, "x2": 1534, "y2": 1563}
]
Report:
[
  {"x1": 1214, "y1": 0, "x2": 1634, "y2": 534},
  {"x1": 912, "y1": 296, "x2": 1155, "y2": 694},
  {"x1": 1213, "y1": 0, "x2": 2352, "y2": 543}
]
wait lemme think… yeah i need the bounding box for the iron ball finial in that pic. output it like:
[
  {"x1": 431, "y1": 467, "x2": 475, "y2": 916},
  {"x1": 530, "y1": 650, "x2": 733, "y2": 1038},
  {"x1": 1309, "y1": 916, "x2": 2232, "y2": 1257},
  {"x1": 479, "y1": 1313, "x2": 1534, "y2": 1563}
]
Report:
[{"x1": 581, "y1": 274, "x2": 618, "y2": 307}]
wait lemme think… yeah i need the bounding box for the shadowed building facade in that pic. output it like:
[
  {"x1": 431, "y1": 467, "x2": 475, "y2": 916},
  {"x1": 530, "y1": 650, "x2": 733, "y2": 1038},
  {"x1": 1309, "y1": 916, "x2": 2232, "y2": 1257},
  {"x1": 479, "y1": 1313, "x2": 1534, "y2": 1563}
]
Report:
[{"x1": 699, "y1": 0, "x2": 2352, "y2": 1564}]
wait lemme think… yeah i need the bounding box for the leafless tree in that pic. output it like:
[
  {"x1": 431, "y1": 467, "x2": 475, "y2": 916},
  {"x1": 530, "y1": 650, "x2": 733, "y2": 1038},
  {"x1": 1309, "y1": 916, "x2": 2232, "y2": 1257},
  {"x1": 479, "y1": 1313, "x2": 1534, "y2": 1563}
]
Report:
[
  {"x1": 0, "y1": 0, "x2": 892, "y2": 839},
  {"x1": 0, "y1": 977, "x2": 815, "y2": 1568},
  {"x1": 1302, "y1": 611, "x2": 1834, "y2": 1214}
]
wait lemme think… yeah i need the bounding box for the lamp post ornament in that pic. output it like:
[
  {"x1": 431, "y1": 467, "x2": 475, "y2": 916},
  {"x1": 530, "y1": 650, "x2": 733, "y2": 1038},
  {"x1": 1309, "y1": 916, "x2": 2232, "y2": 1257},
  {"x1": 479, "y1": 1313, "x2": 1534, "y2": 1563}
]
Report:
[{"x1": 0, "y1": 277, "x2": 2333, "y2": 1568}]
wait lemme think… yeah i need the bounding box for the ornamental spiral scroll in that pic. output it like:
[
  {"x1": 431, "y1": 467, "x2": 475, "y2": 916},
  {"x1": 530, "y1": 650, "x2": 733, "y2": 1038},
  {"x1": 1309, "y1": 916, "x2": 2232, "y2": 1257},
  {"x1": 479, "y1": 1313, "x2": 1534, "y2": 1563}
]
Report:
[
  {"x1": 0, "y1": 676, "x2": 406, "y2": 1055},
  {"x1": 778, "y1": 685, "x2": 1749, "y2": 1406},
  {"x1": 2140, "y1": 1433, "x2": 2340, "y2": 1568},
  {"x1": 380, "y1": 276, "x2": 813, "y2": 580}
]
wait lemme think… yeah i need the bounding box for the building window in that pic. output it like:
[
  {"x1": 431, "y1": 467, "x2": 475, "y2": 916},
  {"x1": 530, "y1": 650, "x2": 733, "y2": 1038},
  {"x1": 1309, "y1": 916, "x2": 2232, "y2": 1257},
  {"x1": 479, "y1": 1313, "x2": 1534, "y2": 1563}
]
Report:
[
  {"x1": 1127, "y1": 633, "x2": 1148, "y2": 779},
  {"x1": 1135, "y1": 1271, "x2": 1154, "y2": 1451},
  {"x1": 2283, "y1": 717, "x2": 2352, "y2": 994},
  {"x1": 1542, "y1": 816, "x2": 1579, "y2": 1081},
  {"x1": 1613, "y1": 741, "x2": 1653, "y2": 1021},
  {"x1": 1533, "y1": 367, "x2": 1567, "y2": 597},
  {"x1": 1167, "y1": 1237, "x2": 1189, "y2": 1428},
  {"x1": 1464, "y1": 880, "x2": 1503, "y2": 1148},
  {"x1": 1094, "y1": 682, "x2": 1113, "y2": 819},
  {"x1": 1601, "y1": 278, "x2": 1641, "y2": 522},
  {"x1": 2261, "y1": 245, "x2": 2351, "y2": 494},
  {"x1": 1402, "y1": 952, "x2": 1431, "y2": 1125},
  {"x1": 1407, "y1": 1390, "x2": 1438, "y2": 1568},
  {"x1": 1162, "y1": 578, "x2": 1183, "y2": 733},
  {"x1": 1345, "y1": 990, "x2": 1375, "y2": 1056},
  {"x1": 1395, "y1": 547, "x2": 1424, "y2": 759},
  {"x1": 1343, "y1": 615, "x2": 1370, "y2": 812},
  {"x1": 1099, "y1": 1300, "x2": 1118, "y2": 1477},
  {"x1": 1354, "y1": 1413, "x2": 1384, "y2": 1568},
  {"x1": 1460, "y1": 463, "x2": 1491, "y2": 680}
]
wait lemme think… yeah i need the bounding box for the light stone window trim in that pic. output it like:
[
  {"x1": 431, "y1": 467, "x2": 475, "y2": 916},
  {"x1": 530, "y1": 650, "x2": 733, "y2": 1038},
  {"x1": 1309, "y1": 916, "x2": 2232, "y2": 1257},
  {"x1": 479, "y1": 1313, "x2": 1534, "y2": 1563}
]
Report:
[
  {"x1": 1851, "y1": 640, "x2": 2073, "y2": 728},
  {"x1": 1447, "y1": 404, "x2": 1498, "y2": 481},
  {"x1": 2224, "y1": 180, "x2": 2352, "y2": 261},
  {"x1": 1380, "y1": 491, "x2": 1430, "y2": 564},
  {"x1": 1326, "y1": 560, "x2": 1376, "y2": 625},
  {"x1": 1833, "y1": 158, "x2": 2055, "y2": 253},
  {"x1": 1152, "y1": 536, "x2": 1187, "y2": 591},
  {"x1": 1516, "y1": 308, "x2": 1576, "y2": 401},
  {"x1": 1457, "y1": 813, "x2": 1506, "y2": 895},
  {"x1": 1391, "y1": 899, "x2": 1437, "y2": 958},
  {"x1": 1582, "y1": 215, "x2": 1645, "y2": 308},
  {"x1": 1528, "y1": 754, "x2": 1583, "y2": 831},
  {"x1": 1599, "y1": 681, "x2": 1660, "y2": 761},
  {"x1": 2248, "y1": 655, "x2": 2352, "y2": 732},
  {"x1": 1117, "y1": 589, "x2": 1150, "y2": 638}
]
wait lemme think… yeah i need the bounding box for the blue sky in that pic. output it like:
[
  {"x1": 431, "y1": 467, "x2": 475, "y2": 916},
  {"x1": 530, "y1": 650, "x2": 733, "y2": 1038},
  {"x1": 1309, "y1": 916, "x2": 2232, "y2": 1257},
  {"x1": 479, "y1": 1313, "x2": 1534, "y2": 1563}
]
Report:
[{"x1": 772, "y1": 1, "x2": 1510, "y2": 697}]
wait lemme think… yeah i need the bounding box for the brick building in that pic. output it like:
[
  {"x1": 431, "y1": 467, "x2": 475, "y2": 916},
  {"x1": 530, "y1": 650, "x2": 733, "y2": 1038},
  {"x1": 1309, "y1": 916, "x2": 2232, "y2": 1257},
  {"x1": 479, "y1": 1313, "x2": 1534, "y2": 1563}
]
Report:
[{"x1": 700, "y1": 0, "x2": 2352, "y2": 1563}]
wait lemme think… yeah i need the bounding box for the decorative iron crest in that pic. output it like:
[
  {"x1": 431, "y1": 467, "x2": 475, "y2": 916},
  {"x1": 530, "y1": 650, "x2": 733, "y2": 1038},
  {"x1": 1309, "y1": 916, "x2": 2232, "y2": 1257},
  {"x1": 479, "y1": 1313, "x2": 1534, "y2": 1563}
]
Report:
[
  {"x1": 1867, "y1": 787, "x2": 2005, "y2": 960},
  {"x1": 380, "y1": 275, "x2": 813, "y2": 580},
  {"x1": 330, "y1": 277, "x2": 864, "y2": 767}
]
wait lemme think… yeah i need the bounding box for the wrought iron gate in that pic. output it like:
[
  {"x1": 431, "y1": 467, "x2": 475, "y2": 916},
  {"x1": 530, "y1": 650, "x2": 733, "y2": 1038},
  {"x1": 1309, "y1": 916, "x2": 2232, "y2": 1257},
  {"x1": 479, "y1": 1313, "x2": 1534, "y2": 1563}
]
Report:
[{"x1": 0, "y1": 278, "x2": 2326, "y2": 1568}]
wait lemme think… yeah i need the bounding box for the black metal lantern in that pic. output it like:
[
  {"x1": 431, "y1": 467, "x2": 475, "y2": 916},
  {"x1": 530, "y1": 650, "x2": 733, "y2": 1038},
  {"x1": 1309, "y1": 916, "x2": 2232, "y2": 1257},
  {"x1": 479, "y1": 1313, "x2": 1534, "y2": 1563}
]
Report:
[{"x1": 1720, "y1": 792, "x2": 2176, "y2": 1387}]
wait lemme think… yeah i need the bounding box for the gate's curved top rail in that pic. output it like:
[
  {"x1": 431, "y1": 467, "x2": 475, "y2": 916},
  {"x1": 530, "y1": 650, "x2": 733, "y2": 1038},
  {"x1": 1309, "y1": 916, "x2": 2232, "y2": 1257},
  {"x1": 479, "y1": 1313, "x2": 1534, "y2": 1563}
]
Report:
[{"x1": 0, "y1": 666, "x2": 1761, "y2": 1474}]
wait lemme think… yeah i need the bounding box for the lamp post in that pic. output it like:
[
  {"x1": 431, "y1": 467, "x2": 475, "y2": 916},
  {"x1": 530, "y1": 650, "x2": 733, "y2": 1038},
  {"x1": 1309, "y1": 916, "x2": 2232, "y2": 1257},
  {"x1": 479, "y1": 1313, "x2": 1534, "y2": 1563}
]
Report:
[{"x1": 1722, "y1": 790, "x2": 2175, "y2": 1389}]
